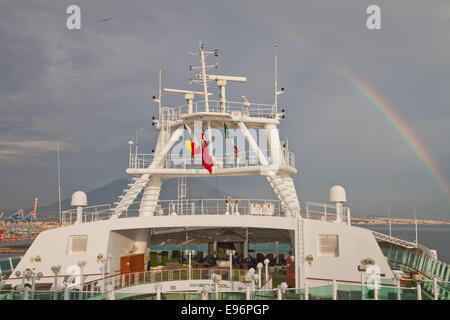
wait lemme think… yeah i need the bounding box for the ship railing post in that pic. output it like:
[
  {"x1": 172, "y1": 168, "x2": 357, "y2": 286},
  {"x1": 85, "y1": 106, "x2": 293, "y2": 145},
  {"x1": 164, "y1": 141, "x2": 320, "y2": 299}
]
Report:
[
  {"x1": 24, "y1": 286, "x2": 30, "y2": 300},
  {"x1": 417, "y1": 282, "x2": 422, "y2": 300},
  {"x1": 361, "y1": 273, "x2": 366, "y2": 300},
  {"x1": 304, "y1": 281, "x2": 309, "y2": 300},
  {"x1": 433, "y1": 277, "x2": 439, "y2": 300},
  {"x1": 374, "y1": 282, "x2": 379, "y2": 300},
  {"x1": 246, "y1": 284, "x2": 252, "y2": 300},
  {"x1": 332, "y1": 279, "x2": 337, "y2": 300},
  {"x1": 63, "y1": 282, "x2": 70, "y2": 300},
  {"x1": 396, "y1": 278, "x2": 401, "y2": 300}
]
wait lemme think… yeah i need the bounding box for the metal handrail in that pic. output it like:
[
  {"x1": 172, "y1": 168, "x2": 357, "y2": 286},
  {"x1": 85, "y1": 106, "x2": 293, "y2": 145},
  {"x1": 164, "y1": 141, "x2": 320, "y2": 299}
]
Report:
[
  {"x1": 81, "y1": 267, "x2": 248, "y2": 293},
  {"x1": 129, "y1": 149, "x2": 296, "y2": 170},
  {"x1": 304, "y1": 202, "x2": 350, "y2": 223},
  {"x1": 161, "y1": 100, "x2": 276, "y2": 121},
  {"x1": 61, "y1": 198, "x2": 286, "y2": 225}
]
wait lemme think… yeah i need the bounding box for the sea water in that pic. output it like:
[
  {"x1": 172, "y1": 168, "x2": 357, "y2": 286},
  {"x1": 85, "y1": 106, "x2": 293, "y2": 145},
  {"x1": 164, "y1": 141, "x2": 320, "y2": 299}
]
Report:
[{"x1": 362, "y1": 224, "x2": 450, "y2": 264}]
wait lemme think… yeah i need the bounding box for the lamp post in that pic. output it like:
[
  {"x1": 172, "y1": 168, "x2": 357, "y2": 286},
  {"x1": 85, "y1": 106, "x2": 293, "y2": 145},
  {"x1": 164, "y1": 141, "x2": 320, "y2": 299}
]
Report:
[
  {"x1": 51, "y1": 265, "x2": 61, "y2": 300},
  {"x1": 30, "y1": 270, "x2": 43, "y2": 300},
  {"x1": 277, "y1": 282, "x2": 287, "y2": 300},
  {"x1": 15, "y1": 270, "x2": 24, "y2": 287},
  {"x1": 256, "y1": 263, "x2": 263, "y2": 289},
  {"x1": 16, "y1": 284, "x2": 27, "y2": 300},
  {"x1": 248, "y1": 268, "x2": 255, "y2": 291},
  {"x1": 78, "y1": 260, "x2": 87, "y2": 299},
  {"x1": 211, "y1": 273, "x2": 222, "y2": 300},
  {"x1": 154, "y1": 283, "x2": 162, "y2": 300},
  {"x1": 63, "y1": 278, "x2": 71, "y2": 300},
  {"x1": 185, "y1": 249, "x2": 195, "y2": 280},
  {"x1": 201, "y1": 285, "x2": 210, "y2": 300},
  {"x1": 99, "y1": 257, "x2": 107, "y2": 293},
  {"x1": 253, "y1": 274, "x2": 259, "y2": 291},
  {"x1": 264, "y1": 258, "x2": 270, "y2": 282},
  {"x1": 226, "y1": 249, "x2": 236, "y2": 289}
]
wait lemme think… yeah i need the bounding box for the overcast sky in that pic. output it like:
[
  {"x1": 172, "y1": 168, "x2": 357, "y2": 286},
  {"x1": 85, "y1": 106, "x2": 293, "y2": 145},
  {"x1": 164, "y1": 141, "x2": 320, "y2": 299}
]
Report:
[{"x1": 0, "y1": 0, "x2": 449, "y2": 220}]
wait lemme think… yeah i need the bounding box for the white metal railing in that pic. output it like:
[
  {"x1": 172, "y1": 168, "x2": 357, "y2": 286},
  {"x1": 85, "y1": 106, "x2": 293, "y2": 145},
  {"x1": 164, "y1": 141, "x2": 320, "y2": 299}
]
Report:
[
  {"x1": 154, "y1": 198, "x2": 283, "y2": 216},
  {"x1": 61, "y1": 203, "x2": 140, "y2": 225},
  {"x1": 61, "y1": 198, "x2": 286, "y2": 225},
  {"x1": 129, "y1": 149, "x2": 295, "y2": 170},
  {"x1": 82, "y1": 267, "x2": 248, "y2": 293},
  {"x1": 161, "y1": 100, "x2": 276, "y2": 121},
  {"x1": 304, "y1": 202, "x2": 350, "y2": 224}
]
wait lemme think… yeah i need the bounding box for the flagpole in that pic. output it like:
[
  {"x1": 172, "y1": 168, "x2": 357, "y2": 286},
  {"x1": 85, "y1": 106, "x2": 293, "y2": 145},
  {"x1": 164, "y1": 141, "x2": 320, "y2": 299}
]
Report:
[
  {"x1": 57, "y1": 142, "x2": 62, "y2": 225},
  {"x1": 388, "y1": 203, "x2": 391, "y2": 237},
  {"x1": 414, "y1": 204, "x2": 418, "y2": 247}
]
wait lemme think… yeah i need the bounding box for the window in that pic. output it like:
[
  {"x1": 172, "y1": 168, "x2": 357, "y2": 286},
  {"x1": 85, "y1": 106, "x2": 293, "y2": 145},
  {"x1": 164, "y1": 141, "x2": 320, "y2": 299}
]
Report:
[
  {"x1": 68, "y1": 235, "x2": 88, "y2": 254},
  {"x1": 318, "y1": 234, "x2": 339, "y2": 257}
]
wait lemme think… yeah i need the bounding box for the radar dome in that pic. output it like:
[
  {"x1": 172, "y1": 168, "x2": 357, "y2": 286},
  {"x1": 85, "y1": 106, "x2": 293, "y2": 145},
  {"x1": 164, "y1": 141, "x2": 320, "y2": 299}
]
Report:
[
  {"x1": 329, "y1": 185, "x2": 347, "y2": 202},
  {"x1": 71, "y1": 191, "x2": 87, "y2": 206}
]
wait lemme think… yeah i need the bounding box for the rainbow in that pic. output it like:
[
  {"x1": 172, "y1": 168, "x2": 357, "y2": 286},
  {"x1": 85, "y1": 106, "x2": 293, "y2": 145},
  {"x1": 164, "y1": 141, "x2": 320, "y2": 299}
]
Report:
[{"x1": 275, "y1": 22, "x2": 450, "y2": 208}]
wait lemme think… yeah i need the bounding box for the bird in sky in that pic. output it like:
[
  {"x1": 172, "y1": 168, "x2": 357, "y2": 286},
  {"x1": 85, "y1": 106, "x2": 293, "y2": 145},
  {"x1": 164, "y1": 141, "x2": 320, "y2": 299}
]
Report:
[{"x1": 99, "y1": 17, "x2": 113, "y2": 22}]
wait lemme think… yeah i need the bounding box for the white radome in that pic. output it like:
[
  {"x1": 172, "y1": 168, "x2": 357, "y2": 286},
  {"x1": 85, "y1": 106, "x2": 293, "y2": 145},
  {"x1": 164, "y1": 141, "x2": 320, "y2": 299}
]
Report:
[
  {"x1": 71, "y1": 191, "x2": 87, "y2": 207},
  {"x1": 329, "y1": 185, "x2": 347, "y2": 203}
]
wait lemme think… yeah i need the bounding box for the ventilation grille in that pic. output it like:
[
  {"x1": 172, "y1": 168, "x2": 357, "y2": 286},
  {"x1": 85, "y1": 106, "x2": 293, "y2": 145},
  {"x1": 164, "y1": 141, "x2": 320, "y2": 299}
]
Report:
[
  {"x1": 68, "y1": 235, "x2": 88, "y2": 254},
  {"x1": 318, "y1": 234, "x2": 339, "y2": 257}
]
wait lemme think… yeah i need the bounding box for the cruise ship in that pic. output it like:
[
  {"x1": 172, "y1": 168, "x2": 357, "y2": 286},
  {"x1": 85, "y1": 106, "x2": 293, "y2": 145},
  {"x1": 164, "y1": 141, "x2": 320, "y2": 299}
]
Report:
[{"x1": 0, "y1": 43, "x2": 448, "y2": 301}]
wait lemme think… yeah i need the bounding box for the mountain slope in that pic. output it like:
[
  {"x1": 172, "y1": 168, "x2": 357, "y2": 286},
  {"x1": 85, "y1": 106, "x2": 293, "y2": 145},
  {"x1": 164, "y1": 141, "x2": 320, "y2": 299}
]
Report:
[{"x1": 25, "y1": 176, "x2": 276, "y2": 220}]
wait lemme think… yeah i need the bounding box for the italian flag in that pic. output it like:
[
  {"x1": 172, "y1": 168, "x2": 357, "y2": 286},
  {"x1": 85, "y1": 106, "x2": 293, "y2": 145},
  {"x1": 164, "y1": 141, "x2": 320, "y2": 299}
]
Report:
[{"x1": 224, "y1": 122, "x2": 238, "y2": 154}]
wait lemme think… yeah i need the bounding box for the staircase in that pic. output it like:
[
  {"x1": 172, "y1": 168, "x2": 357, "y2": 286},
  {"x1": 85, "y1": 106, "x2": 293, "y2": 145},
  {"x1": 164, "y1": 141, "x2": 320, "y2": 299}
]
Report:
[
  {"x1": 110, "y1": 126, "x2": 184, "y2": 219},
  {"x1": 266, "y1": 173, "x2": 300, "y2": 217},
  {"x1": 139, "y1": 177, "x2": 163, "y2": 216},
  {"x1": 112, "y1": 175, "x2": 150, "y2": 218}
]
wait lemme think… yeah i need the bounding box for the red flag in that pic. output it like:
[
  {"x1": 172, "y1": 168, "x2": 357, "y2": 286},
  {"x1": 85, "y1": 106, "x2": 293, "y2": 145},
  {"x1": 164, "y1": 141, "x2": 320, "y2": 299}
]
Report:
[{"x1": 201, "y1": 130, "x2": 214, "y2": 174}]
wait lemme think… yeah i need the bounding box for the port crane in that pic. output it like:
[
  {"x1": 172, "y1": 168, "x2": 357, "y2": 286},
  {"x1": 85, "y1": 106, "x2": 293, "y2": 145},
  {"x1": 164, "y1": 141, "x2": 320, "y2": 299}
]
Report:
[{"x1": 7, "y1": 197, "x2": 39, "y2": 239}]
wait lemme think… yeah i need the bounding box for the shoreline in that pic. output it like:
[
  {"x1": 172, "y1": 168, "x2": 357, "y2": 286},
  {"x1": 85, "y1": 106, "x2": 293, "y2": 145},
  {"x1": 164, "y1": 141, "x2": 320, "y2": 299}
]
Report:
[{"x1": 0, "y1": 248, "x2": 27, "y2": 253}]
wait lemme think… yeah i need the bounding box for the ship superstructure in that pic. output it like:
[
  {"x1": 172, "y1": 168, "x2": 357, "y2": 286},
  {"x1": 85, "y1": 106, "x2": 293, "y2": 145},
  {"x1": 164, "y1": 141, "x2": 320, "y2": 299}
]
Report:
[{"x1": 1, "y1": 43, "x2": 448, "y2": 301}]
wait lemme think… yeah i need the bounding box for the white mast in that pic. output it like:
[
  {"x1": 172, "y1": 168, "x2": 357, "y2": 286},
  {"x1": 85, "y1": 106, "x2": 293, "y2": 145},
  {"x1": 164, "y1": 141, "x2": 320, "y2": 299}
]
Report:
[
  {"x1": 274, "y1": 44, "x2": 278, "y2": 115},
  {"x1": 199, "y1": 41, "x2": 213, "y2": 156},
  {"x1": 388, "y1": 203, "x2": 392, "y2": 237},
  {"x1": 273, "y1": 44, "x2": 284, "y2": 117},
  {"x1": 199, "y1": 41, "x2": 210, "y2": 113},
  {"x1": 414, "y1": 205, "x2": 418, "y2": 247},
  {"x1": 135, "y1": 130, "x2": 138, "y2": 156},
  {"x1": 57, "y1": 142, "x2": 62, "y2": 225},
  {"x1": 158, "y1": 66, "x2": 162, "y2": 119}
]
